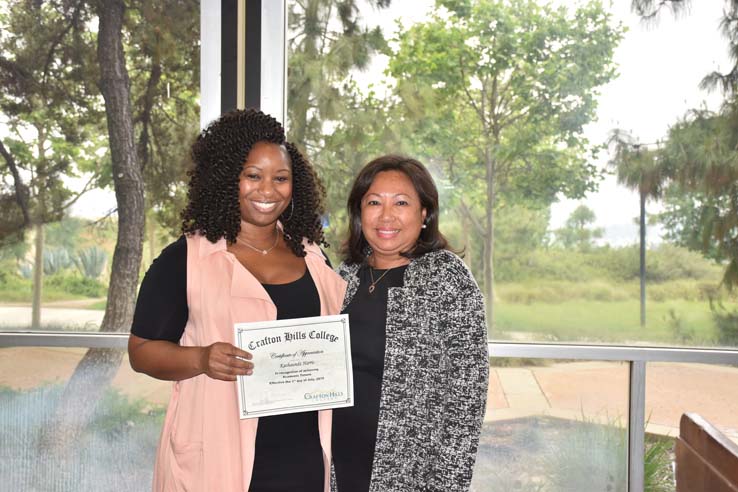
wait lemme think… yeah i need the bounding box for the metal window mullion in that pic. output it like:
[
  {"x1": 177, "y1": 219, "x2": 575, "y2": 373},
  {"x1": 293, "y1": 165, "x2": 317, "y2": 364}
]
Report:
[
  {"x1": 260, "y1": 0, "x2": 287, "y2": 124},
  {"x1": 487, "y1": 342, "x2": 738, "y2": 365},
  {"x1": 628, "y1": 360, "x2": 646, "y2": 492},
  {"x1": 200, "y1": 0, "x2": 221, "y2": 128}
]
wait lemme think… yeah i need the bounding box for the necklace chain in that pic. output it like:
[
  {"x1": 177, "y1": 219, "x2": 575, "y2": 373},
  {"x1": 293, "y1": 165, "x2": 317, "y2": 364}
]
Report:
[
  {"x1": 368, "y1": 266, "x2": 391, "y2": 294},
  {"x1": 236, "y1": 229, "x2": 280, "y2": 255}
]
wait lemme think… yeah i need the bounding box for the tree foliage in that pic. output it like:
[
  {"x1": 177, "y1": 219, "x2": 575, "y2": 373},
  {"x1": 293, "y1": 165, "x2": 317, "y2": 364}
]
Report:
[
  {"x1": 554, "y1": 204, "x2": 604, "y2": 252},
  {"x1": 628, "y1": 1, "x2": 738, "y2": 290},
  {"x1": 0, "y1": 0, "x2": 104, "y2": 243},
  {"x1": 656, "y1": 107, "x2": 738, "y2": 287},
  {"x1": 388, "y1": 0, "x2": 623, "y2": 322},
  {"x1": 287, "y1": 0, "x2": 390, "y2": 151}
]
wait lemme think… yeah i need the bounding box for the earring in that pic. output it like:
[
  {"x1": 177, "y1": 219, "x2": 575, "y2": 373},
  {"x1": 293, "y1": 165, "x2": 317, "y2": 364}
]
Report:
[
  {"x1": 421, "y1": 223, "x2": 427, "y2": 229},
  {"x1": 281, "y1": 200, "x2": 294, "y2": 223}
]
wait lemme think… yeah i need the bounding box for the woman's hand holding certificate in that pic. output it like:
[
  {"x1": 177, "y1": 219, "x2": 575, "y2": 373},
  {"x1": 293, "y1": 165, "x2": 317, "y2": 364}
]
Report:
[
  {"x1": 234, "y1": 314, "x2": 353, "y2": 419},
  {"x1": 199, "y1": 342, "x2": 254, "y2": 381}
]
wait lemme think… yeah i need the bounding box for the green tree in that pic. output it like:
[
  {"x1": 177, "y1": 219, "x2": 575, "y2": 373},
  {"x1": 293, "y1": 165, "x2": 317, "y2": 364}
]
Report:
[
  {"x1": 287, "y1": 0, "x2": 391, "y2": 151},
  {"x1": 555, "y1": 204, "x2": 603, "y2": 252},
  {"x1": 311, "y1": 84, "x2": 405, "y2": 258},
  {"x1": 0, "y1": 1, "x2": 105, "y2": 328},
  {"x1": 493, "y1": 203, "x2": 550, "y2": 282},
  {"x1": 388, "y1": 0, "x2": 623, "y2": 326},
  {"x1": 657, "y1": 186, "x2": 725, "y2": 262},
  {"x1": 39, "y1": 0, "x2": 146, "y2": 450},
  {"x1": 657, "y1": 108, "x2": 738, "y2": 288},
  {"x1": 125, "y1": 0, "x2": 200, "y2": 239},
  {"x1": 609, "y1": 131, "x2": 665, "y2": 326}
]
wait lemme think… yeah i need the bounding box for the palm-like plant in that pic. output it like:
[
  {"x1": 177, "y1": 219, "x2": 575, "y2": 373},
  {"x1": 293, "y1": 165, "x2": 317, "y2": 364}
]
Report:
[{"x1": 609, "y1": 130, "x2": 667, "y2": 326}]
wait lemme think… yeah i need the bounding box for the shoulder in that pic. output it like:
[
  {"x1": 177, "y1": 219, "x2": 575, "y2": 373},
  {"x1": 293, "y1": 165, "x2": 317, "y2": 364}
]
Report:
[
  {"x1": 149, "y1": 236, "x2": 187, "y2": 272},
  {"x1": 302, "y1": 239, "x2": 331, "y2": 265},
  {"x1": 411, "y1": 249, "x2": 477, "y2": 290},
  {"x1": 337, "y1": 261, "x2": 361, "y2": 281}
]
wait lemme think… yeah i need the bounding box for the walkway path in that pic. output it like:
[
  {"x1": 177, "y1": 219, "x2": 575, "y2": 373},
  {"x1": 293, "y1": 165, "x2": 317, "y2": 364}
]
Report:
[
  {"x1": 1, "y1": 305, "x2": 736, "y2": 444},
  {"x1": 487, "y1": 361, "x2": 738, "y2": 444},
  {"x1": 0, "y1": 305, "x2": 104, "y2": 330}
]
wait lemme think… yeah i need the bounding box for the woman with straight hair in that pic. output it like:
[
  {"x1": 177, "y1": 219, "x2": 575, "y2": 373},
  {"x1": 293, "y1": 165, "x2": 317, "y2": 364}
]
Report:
[{"x1": 332, "y1": 155, "x2": 489, "y2": 491}]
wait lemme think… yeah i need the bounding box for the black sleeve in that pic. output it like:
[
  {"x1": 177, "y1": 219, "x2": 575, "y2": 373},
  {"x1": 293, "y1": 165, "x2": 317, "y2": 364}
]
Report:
[{"x1": 131, "y1": 236, "x2": 188, "y2": 343}]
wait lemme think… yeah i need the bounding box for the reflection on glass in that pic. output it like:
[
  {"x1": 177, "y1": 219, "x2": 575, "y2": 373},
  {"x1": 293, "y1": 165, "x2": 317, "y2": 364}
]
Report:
[
  {"x1": 0, "y1": 0, "x2": 200, "y2": 334},
  {"x1": 474, "y1": 359, "x2": 629, "y2": 491},
  {"x1": 0, "y1": 347, "x2": 170, "y2": 491},
  {"x1": 285, "y1": 1, "x2": 738, "y2": 349},
  {"x1": 646, "y1": 362, "x2": 738, "y2": 490}
]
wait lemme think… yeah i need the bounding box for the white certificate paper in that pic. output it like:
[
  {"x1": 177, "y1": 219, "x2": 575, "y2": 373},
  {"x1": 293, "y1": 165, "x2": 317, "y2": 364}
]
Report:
[{"x1": 234, "y1": 314, "x2": 353, "y2": 419}]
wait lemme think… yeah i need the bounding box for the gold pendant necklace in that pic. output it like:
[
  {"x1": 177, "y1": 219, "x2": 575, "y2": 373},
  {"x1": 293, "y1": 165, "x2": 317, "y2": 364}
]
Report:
[
  {"x1": 236, "y1": 229, "x2": 280, "y2": 255},
  {"x1": 368, "y1": 267, "x2": 391, "y2": 294}
]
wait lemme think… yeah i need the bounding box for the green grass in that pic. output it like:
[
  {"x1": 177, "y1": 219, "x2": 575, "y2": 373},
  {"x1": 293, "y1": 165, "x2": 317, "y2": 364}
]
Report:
[
  {"x1": 89, "y1": 299, "x2": 107, "y2": 310},
  {"x1": 493, "y1": 299, "x2": 725, "y2": 345},
  {"x1": 0, "y1": 281, "x2": 81, "y2": 303},
  {"x1": 0, "y1": 273, "x2": 107, "y2": 304}
]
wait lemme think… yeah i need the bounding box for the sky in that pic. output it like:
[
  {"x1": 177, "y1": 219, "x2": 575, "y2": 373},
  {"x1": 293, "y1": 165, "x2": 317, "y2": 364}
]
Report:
[{"x1": 65, "y1": 0, "x2": 731, "y2": 246}]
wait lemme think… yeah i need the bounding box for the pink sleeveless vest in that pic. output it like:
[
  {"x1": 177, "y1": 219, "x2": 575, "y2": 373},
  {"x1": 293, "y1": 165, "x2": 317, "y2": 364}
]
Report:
[{"x1": 152, "y1": 234, "x2": 346, "y2": 492}]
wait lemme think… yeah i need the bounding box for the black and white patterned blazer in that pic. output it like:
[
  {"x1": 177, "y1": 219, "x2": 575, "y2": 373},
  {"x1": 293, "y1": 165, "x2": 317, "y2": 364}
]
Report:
[{"x1": 336, "y1": 249, "x2": 489, "y2": 492}]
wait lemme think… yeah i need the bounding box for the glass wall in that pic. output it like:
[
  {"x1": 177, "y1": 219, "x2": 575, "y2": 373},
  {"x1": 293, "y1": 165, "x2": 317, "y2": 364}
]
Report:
[
  {"x1": 286, "y1": 0, "x2": 738, "y2": 350},
  {"x1": 0, "y1": 0, "x2": 200, "y2": 331},
  {"x1": 0, "y1": 347, "x2": 171, "y2": 491},
  {"x1": 644, "y1": 361, "x2": 738, "y2": 484},
  {"x1": 474, "y1": 359, "x2": 630, "y2": 491},
  {"x1": 0, "y1": 1, "x2": 198, "y2": 489}
]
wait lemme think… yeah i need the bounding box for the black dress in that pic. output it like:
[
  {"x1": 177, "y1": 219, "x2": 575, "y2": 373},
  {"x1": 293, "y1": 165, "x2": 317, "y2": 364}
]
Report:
[
  {"x1": 131, "y1": 237, "x2": 324, "y2": 492},
  {"x1": 332, "y1": 264, "x2": 407, "y2": 492}
]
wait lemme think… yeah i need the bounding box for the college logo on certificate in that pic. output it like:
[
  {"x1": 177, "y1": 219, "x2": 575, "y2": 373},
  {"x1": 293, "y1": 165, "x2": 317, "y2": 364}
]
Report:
[{"x1": 234, "y1": 314, "x2": 354, "y2": 419}]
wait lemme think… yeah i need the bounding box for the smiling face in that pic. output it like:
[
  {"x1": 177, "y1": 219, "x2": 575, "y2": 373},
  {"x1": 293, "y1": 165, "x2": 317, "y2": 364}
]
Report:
[
  {"x1": 360, "y1": 170, "x2": 427, "y2": 268},
  {"x1": 238, "y1": 142, "x2": 292, "y2": 228}
]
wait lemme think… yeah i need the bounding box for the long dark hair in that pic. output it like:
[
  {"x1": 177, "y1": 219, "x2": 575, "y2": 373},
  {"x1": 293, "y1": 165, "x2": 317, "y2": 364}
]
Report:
[
  {"x1": 181, "y1": 108, "x2": 326, "y2": 257},
  {"x1": 342, "y1": 154, "x2": 450, "y2": 264}
]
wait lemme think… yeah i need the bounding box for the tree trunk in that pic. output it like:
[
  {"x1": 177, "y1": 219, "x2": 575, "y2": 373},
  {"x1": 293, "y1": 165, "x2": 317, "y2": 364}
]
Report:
[
  {"x1": 148, "y1": 211, "x2": 156, "y2": 267},
  {"x1": 39, "y1": 0, "x2": 145, "y2": 451},
  {"x1": 31, "y1": 126, "x2": 47, "y2": 329},
  {"x1": 31, "y1": 223, "x2": 43, "y2": 329},
  {"x1": 483, "y1": 150, "x2": 496, "y2": 333},
  {"x1": 639, "y1": 191, "x2": 646, "y2": 327},
  {"x1": 460, "y1": 207, "x2": 473, "y2": 270}
]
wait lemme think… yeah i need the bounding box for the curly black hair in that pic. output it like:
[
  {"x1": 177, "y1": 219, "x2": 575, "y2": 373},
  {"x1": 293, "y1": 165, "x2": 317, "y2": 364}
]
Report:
[{"x1": 181, "y1": 109, "x2": 327, "y2": 257}]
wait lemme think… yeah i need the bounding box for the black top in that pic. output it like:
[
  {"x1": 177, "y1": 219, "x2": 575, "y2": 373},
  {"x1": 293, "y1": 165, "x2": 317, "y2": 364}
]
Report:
[
  {"x1": 131, "y1": 237, "x2": 324, "y2": 492},
  {"x1": 252, "y1": 269, "x2": 323, "y2": 492},
  {"x1": 332, "y1": 263, "x2": 407, "y2": 492},
  {"x1": 131, "y1": 236, "x2": 188, "y2": 343}
]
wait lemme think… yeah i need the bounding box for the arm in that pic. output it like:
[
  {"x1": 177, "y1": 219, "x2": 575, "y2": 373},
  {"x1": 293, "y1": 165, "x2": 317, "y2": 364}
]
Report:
[
  {"x1": 128, "y1": 237, "x2": 253, "y2": 382},
  {"x1": 128, "y1": 334, "x2": 254, "y2": 382},
  {"x1": 430, "y1": 264, "x2": 489, "y2": 491}
]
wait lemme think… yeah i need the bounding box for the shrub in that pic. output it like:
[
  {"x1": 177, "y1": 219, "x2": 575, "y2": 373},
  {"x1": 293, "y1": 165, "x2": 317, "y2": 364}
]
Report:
[
  {"x1": 43, "y1": 248, "x2": 73, "y2": 275},
  {"x1": 665, "y1": 309, "x2": 696, "y2": 345},
  {"x1": 647, "y1": 280, "x2": 711, "y2": 302},
  {"x1": 712, "y1": 302, "x2": 738, "y2": 348},
  {"x1": 75, "y1": 246, "x2": 107, "y2": 279},
  {"x1": 498, "y1": 281, "x2": 633, "y2": 304},
  {"x1": 646, "y1": 244, "x2": 722, "y2": 282},
  {"x1": 644, "y1": 434, "x2": 676, "y2": 492},
  {"x1": 18, "y1": 261, "x2": 33, "y2": 279},
  {"x1": 45, "y1": 272, "x2": 107, "y2": 298}
]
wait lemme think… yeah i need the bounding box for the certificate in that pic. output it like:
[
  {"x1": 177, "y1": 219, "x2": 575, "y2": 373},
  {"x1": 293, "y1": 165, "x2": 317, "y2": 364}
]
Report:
[{"x1": 234, "y1": 314, "x2": 353, "y2": 419}]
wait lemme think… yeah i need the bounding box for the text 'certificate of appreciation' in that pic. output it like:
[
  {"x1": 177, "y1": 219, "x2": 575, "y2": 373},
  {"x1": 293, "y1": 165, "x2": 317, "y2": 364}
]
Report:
[{"x1": 234, "y1": 314, "x2": 353, "y2": 419}]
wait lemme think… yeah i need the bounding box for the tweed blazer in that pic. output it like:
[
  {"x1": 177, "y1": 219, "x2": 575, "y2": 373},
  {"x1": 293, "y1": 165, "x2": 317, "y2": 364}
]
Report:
[{"x1": 336, "y1": 249, "x2": 489, "y2": 492}]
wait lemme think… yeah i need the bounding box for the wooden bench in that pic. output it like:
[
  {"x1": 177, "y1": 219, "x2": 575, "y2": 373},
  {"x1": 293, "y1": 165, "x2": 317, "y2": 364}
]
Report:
[{"x1": 676, "y1": 412, "x2": 738, "y2": 492}]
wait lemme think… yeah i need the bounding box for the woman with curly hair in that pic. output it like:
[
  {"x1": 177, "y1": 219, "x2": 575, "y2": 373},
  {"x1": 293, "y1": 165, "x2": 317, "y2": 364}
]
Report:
[{"x1": 128, "y1": 109, "x2": 346, "y2": 492}]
